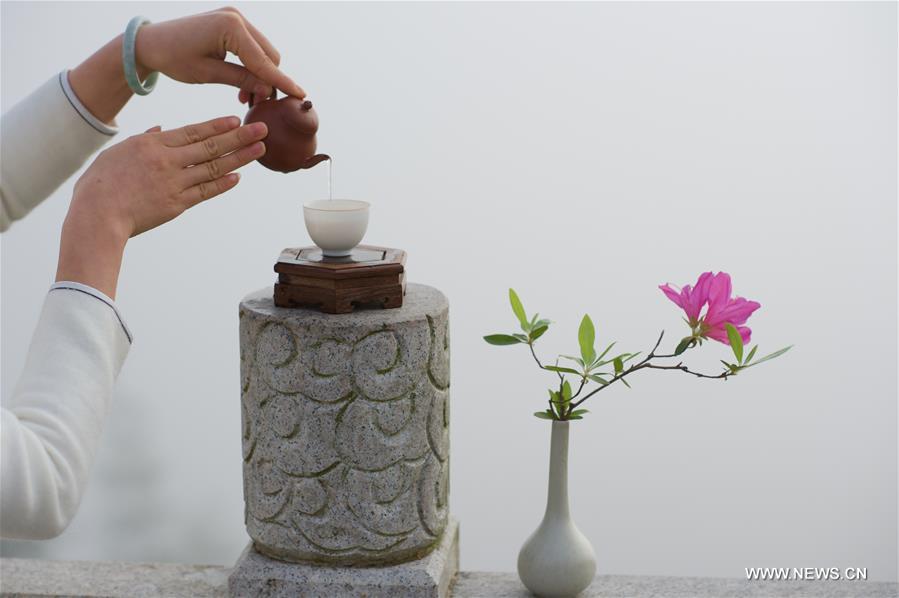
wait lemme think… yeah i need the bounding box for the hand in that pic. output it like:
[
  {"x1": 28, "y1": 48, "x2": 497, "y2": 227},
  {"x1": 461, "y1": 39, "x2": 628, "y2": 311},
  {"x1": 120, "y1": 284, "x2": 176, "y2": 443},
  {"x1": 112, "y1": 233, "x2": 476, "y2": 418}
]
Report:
[
  {"x1": 136, "y1": 7, "x2": 305, "y2": 102},
  {"x1": 56, "y1": 116, "x2": 267, "y2": 298}
]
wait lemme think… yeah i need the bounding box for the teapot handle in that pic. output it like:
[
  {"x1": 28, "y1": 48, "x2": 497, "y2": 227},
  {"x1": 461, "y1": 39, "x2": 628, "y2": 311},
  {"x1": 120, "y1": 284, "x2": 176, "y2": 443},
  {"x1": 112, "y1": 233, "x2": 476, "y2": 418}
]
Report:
[{"x1": 248, "y1": 88, "x2": 278, "y2": 108}]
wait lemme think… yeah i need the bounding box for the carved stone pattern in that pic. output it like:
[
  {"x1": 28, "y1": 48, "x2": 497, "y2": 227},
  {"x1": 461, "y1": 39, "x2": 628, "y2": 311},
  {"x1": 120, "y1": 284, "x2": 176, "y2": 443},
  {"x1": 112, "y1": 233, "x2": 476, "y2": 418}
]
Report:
[{"x1": 239, "y1": 294, "x2": 450, "y2": 566}]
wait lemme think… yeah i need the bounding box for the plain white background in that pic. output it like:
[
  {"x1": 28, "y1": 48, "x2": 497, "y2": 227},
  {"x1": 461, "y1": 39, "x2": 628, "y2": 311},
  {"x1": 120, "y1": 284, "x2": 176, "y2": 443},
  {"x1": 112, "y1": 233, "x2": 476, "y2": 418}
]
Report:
[{"x1": 2, "y1": 1, "x2": 896, "y2": 582}]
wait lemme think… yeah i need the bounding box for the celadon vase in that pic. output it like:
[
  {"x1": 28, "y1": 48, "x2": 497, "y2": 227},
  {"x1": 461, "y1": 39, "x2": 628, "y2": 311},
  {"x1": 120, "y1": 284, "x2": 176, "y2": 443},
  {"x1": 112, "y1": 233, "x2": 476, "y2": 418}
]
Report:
[{"x1": 518, "y1": 421, "x2": 596, "y2": 597}]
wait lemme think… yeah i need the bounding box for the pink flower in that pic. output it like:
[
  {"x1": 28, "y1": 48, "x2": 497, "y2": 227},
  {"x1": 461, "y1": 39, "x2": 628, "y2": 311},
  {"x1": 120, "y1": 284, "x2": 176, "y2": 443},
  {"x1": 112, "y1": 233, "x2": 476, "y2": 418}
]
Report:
[{"x1": 659, "y1": 272, "x2": 761, "y2": 345}]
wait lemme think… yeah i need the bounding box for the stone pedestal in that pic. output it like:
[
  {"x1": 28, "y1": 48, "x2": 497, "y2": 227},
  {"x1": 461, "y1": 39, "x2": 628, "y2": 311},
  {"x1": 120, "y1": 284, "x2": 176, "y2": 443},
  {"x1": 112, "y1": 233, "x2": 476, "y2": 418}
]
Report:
[
  {"x1": 232, "y1": 284, "x2": 453, "y2": 596},
  {"x1": 230, "y1": 519, "x2": 459, "y2": 598}
]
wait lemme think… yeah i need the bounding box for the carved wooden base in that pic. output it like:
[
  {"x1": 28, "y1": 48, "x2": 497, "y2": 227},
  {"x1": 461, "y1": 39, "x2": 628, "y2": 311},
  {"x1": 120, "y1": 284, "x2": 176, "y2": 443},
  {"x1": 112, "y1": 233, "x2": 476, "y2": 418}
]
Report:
[{"x1": 273, "y1": 246, "x2": 407, "y2": 314}]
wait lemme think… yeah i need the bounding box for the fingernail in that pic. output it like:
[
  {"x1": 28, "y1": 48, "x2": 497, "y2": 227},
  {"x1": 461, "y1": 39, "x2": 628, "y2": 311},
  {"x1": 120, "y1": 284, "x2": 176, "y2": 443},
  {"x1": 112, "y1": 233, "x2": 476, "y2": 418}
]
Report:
[
  {"x1": 227, "y1": 116, "x2": 241, "y2": 128},
  {"x1": 249, "y1": 122, "x2": 267, "y2": 136},
  {"x1": 229, "y1": 172, "x2": 241, "y2": 184},
  {"x1": 251, "y1": 141, "x2": 266, "y2": 156},
  {"x1": 254, "y1": 84, "x2": 269, "y2": 97}
]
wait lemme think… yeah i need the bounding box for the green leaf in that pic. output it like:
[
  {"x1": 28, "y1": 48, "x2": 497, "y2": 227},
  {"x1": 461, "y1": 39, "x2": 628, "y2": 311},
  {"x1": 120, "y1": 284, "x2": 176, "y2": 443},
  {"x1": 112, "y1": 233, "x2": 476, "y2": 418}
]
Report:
[
  {"x1": 561, "y1": 355, "x2": 586, "y2": 368},
  {"x1": 513, "y1": 333, "x2": 529, "y2": 342},
  {"x1": 562, "y1": 380, "x2": 572, "y2": 402},
  {"x1": 509, "y1": 289, "x2": 528, "y2": 330},
  {"x1": 588, "y1": 374, "x2": 608, "y2": 385},
  {"x1": 567, "y1": 415, "x2": 584, "y2": 420},
  {"x1": 569, "y1": 409, "x2": 590, "y2": 416},
  {"x1": 621, "y1": 377, "x2": 631, "y2": 388},
  {"x1": 484, "y1": 334, "x2": 521, "y2": 345},
  {"x1": 674, "y1": 337, "x2": 693, "y2": 356},
  {"x1": 530, "y1": 325, "x2": 549, "y2": 341},
  {"x1": 621, "y1": 352, "x2": 641, "y2": 363},
  {"x1": 549, "y1": 390, "x2": 566, "y2": 412},
  {"x1": 593, "y1": 342, "x2": 616, "y2": 365},
  {"x1": 745, "y1": 344, "x2": 758, "y2": 364},
  {"x1": 533, "y1": 318, "x2": 551, "y2": 330},
  {"x1": 744, "y1": 345, "x2": 793, "y2": 367},
  {"x1": 578, "y1": 315, "x2": 596, "y2": 365},
  {"x1": 725, "y1": 323, "x2": 744, "y2": 363},
  {"x1": 534, "y1": 411, "x2": 555, "y2": 420},
  {"x1": 546, "y1": 392, "x2": 561, "y2": 417},
  {"x1": 613, "y1": 357, "x2": 624, "y2": 374},
  {"x1": 544, "y1": 365, "x2": 582, "y2": 376}
]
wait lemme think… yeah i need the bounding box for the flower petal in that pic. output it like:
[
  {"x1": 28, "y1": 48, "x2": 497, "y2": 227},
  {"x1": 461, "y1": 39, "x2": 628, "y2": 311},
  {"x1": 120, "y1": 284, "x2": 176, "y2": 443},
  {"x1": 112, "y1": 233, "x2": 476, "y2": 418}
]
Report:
[
  {"x1": 684, "y1": 272, "x2": 713, "y2": 321},
  {"x1": 659, "y1": 284, "x2": 685, "y2": 309},
  {"x1": 693, "y1": 271, "x2": 714, "y2": 304},
  {"x1": 706, "y1": 297, "x2": 761, "y2": 327},
  {"x1": 706, "y1": 324, "x2": 752, "y2": 347},
  {"x1": 705, "y1": 326, "x2": 730, "y2": 344},
  {"x1": 704, "y1": 272, "x2": 733, "y2": 322}
]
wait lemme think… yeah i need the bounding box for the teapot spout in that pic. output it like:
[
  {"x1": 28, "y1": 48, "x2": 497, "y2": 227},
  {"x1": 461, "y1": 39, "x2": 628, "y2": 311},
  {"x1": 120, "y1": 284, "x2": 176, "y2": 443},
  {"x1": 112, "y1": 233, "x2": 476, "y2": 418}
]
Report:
[{"x1": 300, "y1": 154, "x2": 331, "y2": 169}]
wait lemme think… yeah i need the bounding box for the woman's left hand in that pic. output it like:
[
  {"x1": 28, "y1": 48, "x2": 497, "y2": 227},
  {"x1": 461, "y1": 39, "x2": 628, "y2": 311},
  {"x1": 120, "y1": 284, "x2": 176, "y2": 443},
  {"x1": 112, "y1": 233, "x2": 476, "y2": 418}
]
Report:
[
  {"x1": 56, "y1": 116, "x2": 268, "y2": 298},
  {"x1": 135, "y1": 6, "x2": 304, "y2": 102}
]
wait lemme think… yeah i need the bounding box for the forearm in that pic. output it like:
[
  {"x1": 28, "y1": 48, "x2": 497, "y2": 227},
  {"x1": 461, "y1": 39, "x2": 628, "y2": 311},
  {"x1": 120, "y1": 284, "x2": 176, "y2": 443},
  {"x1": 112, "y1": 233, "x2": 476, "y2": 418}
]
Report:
[
  {"x1": 67, "y1": 33, "x2": 151, "y2": 126},
  {"x1": 56, "y1": 207, "x2": 128, "y2": 300}
]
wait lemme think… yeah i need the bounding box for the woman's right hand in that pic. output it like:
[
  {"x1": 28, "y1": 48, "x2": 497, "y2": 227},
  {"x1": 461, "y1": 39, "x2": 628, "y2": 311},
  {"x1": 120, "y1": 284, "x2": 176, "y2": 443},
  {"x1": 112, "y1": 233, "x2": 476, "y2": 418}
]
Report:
[
  {"x1": 135, "y1": 7, "x2": 305, "y2": 104},
  {"x1": 56, "y1": 115, "x2": 267, "y2": 298}
]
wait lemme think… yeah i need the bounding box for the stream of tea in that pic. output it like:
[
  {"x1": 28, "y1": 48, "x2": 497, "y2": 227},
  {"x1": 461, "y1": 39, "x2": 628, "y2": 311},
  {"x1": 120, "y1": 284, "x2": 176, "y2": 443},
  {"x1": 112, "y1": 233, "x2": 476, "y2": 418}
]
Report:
[{"x1": 326, "y1": 157, "x2": 333, "y2": 200}]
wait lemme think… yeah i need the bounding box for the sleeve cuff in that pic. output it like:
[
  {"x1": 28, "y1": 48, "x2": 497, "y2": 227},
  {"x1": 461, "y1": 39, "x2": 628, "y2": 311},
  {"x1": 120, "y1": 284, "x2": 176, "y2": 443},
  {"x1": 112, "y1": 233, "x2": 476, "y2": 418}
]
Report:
[
  {"x1": 49, "y1": 281, "x2": 132, "y2": 343},
  {"x1": 58, "y1": 71, "x2": 118, "y2": 137}
]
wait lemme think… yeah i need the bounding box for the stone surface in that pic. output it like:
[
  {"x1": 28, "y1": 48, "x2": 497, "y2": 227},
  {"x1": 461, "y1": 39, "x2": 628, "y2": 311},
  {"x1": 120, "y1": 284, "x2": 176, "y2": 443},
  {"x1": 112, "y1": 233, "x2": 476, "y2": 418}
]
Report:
[
  {"x1": 0, "y1": 557, "x2": 228, "y2": 597},
  {"x1": 227, "y1": 519, "x2": 459, "y2": 598},
  {"x1": 452, "y1": 572, "x2": 899, "y2": 597},
  {"x1": 3, "y1": 558, "x2": 897, "y2": 598},
  {"x1": 238, "y1": 283, "x2": 451, "y2": 566}
]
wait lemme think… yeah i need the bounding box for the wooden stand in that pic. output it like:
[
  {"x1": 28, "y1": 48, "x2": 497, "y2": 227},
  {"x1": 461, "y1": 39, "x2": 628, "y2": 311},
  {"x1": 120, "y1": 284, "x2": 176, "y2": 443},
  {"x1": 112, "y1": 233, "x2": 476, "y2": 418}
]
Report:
[{"x1": 273, "y1": 246, "x2": 406, "y2": 314}]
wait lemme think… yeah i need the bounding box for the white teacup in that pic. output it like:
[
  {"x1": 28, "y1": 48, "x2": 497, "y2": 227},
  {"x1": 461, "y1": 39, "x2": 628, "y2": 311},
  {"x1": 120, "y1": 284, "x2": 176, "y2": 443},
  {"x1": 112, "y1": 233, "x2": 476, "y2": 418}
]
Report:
[{"x1": 303, "y1": 199, "x2": 370, "y2": 257}]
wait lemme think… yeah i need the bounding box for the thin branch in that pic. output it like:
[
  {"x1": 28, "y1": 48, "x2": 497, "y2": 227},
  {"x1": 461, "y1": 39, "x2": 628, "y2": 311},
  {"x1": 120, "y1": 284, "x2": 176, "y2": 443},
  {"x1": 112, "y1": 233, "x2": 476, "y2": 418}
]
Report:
[
  {"x1": 568, "y1": 330, "x2": 728, "y2": 410},
  {"x1": 643, "y1": 363, "x2": 730, "y2": 380},
  {"x1": 570, "y1": 376, "x2": 587, "y2": 401},
  {"x1": 529, "y1": 341, "x2": 563, "y2": 382},
  {"x1": 647, "y1": 330, "x2": 666, "y2": 357}
]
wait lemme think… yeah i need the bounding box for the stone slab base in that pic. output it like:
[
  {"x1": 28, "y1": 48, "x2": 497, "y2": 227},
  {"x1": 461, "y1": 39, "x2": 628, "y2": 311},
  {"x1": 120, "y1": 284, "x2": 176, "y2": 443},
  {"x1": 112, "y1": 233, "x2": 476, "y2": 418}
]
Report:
[{"x1": 228, "y1": 519, "x2": 458, "y2": 598}]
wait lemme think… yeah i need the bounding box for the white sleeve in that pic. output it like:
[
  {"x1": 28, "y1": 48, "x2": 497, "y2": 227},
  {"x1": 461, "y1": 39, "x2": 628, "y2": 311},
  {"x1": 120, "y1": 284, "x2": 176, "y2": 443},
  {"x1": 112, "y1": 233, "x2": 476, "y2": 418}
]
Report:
[
  {"x1": 0, "y1": 71, "x2": 118, "y2": 232},
  {"x1": 0, "y1": 284, "x2": 131, "y2": 539}
]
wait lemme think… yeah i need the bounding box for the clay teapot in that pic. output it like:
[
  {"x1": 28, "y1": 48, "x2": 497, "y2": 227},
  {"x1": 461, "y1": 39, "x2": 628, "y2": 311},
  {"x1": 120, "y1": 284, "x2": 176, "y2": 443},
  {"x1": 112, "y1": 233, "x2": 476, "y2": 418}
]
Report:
[{"x1": 244, "y1": 90, "x2": 329, "y2": 173}]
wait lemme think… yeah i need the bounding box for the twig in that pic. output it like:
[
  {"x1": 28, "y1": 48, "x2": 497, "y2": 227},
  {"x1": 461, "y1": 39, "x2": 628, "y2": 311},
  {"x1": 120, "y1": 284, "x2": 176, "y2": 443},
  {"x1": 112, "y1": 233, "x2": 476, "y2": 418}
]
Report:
[
  {"x1": 529, "y1": 341, "x2": 563, "y2": 382},
  {"x1": 643, "y1": 363, "x2": 730, "y2": 380},
  {"x1": 568, "y1": 331, "x2": 727, "y2": 410}
]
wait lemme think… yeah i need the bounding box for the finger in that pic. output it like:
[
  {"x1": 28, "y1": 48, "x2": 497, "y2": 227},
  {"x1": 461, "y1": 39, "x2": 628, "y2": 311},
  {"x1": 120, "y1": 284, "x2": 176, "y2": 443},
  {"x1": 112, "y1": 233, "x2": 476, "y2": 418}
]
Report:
[
  {"x1": 175, "y1": 121, "x2": 268, "y2": 167},
  {"x1": 238, "y1": 89, "x2": 249, "y2": 104},
  {"x1": 239, "y1": 18, "x2": 282, "y2": 66},
  {"x1": 180, "y1": 172, "x2": 241, "y2": 209},
  {"x1": 219, "y1": 7, "x2": 282, "y2": 66},
  {"x1": 158, "y1": 115, "x2": 241, "y2": 147},
  {"x1": 145, "y1": 125, "x2": 162, "y2": 133},
  {"x1": 225, "y1": 23, "x2": 305, "y2": 98},
  {"x1": 204, "y1": 60, "x2": 272, "y2": 98},
  {"x1": 182, "y1": 141, "x2": 265, "y2": 188}
]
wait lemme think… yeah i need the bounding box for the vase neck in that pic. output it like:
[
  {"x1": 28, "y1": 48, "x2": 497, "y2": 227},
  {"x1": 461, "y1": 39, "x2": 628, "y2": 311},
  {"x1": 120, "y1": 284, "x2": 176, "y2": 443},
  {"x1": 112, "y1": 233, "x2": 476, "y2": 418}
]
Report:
[{"x1": 544, "y1": 421, "x2": 570, "y2": 521}]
